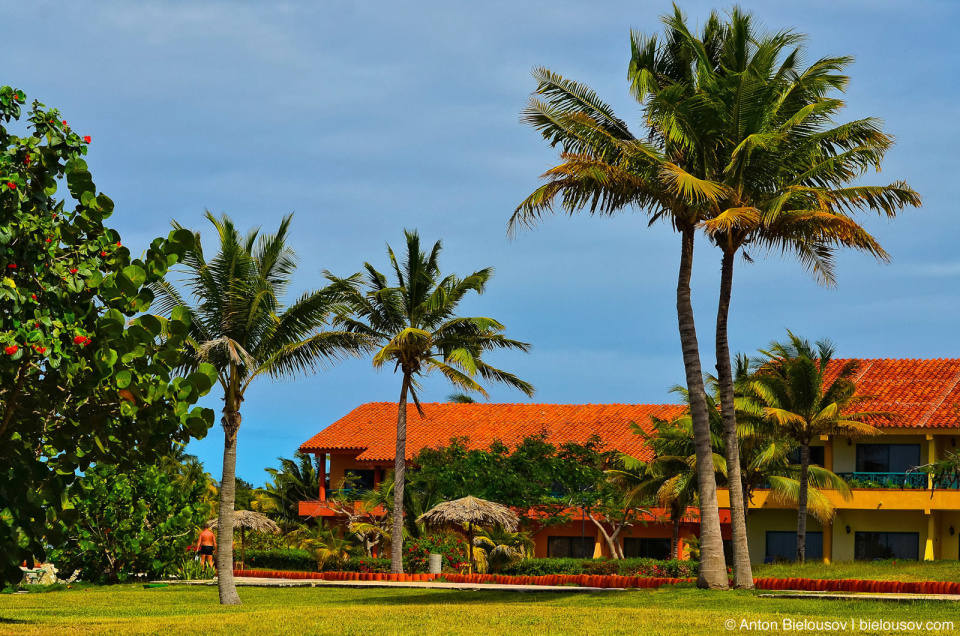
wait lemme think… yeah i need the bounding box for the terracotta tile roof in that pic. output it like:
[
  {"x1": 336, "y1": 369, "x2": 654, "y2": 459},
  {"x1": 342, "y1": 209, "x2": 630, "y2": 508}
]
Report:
[
  {"x1": 300, "y1": 359, "x2": 960, "y2": 461},
  {"x1": 299, "y1": 402, "x2": 685, "y2": 461},
  {"x1": 833, "y1": 358, "x2": 960, "y2": 428}
]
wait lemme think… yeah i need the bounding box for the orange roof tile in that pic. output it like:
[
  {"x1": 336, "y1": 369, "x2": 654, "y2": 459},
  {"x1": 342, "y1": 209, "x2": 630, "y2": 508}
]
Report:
[
  {"x1": 300, "y1": 402, "x2": 684, "y2": 461},
  {"x1": 300, "y1": 359, "x2": 960, "y2": 461}
]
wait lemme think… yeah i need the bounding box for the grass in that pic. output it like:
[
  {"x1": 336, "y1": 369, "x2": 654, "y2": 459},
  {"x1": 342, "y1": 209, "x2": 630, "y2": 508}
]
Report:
[
  {"x1": 753, "y1": 560, "x2": 960, "y2": 582},
  {"x1": 2, "y1": 583, "x2": 960, "y2": 635}
]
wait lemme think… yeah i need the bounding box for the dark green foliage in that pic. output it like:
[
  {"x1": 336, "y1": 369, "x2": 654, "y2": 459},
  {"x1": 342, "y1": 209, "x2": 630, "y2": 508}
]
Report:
[
  {"x1": 49, "y1": 458, "x2": 213, "y2": 583},
  {"x1": 243, "y1": 549, "x2": 314, "y2": 572},
  {"x1": 0, "y1": 86, "x2": 216, "y2": 586},
  {"x1": 501, "y1": 558, "x2": 698, "y2": 578},
  {"x1": 339, "y1": 557, "x2": 391, "y2": 573}
]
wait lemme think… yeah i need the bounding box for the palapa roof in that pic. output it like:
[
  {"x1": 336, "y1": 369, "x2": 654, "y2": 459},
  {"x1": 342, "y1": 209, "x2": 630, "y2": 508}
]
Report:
[
  {"x1": 207, "y1": 510, "x2": 280, "y2": 534},
  {"x1": 299, "y1": 359, "x2": 960, "y2": 463},
  {"x1": 417, "y1": 496, "x2": 519, "y2": 532}
]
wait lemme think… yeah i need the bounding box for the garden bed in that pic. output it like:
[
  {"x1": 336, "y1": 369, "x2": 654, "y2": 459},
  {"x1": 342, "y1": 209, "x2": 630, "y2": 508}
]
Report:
[{"x1": 233, "y1": 569, "x2": 960, "y2": 594}]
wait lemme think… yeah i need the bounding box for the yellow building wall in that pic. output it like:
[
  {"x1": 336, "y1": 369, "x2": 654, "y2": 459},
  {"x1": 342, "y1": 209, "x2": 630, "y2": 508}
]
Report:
[
  {"x1": 829, "y1": 510, "x2": 932, "y2": 562},
  {"x1": 831, "y1": 434, "x2": 935, "y2": 473},
  {"x1": 745, "y1": 510, "x2": 823, "y2": 564}
]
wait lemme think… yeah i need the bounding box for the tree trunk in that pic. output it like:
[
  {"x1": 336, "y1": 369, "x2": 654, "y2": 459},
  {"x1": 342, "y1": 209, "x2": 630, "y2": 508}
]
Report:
[
  {"x1": 587, "y1": 514, "x2": 620, "y2": 560},
  {"x1": 715, "y1": 250, "x2": 753, "y2": 588},
  {"x1": 676, "y1": 227, "x2": 728, "y2": 590},
  {"x1": 216, "y1": 376, "x2": 242, "y2": 605},
  {"x1": 796, "y1": 442, "x2": 810, "y2": 563},
  {"x1": 391, "y1": 374, "x2": 411, "y2": 574},
  {"x1": 672, "y1": 509, "x2": 681, "y2": 560}
]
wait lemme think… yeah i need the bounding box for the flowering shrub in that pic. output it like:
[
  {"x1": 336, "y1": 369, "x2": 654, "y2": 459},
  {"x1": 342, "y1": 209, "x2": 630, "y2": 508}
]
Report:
[{"x1": 402, "y1": 534, "x2": 468, "y2": 574}]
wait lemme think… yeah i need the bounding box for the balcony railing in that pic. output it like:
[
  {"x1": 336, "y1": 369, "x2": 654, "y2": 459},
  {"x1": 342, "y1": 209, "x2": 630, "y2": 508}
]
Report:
[{"x1": 835, "y1": 472, "x2": 929, "y2": 489}]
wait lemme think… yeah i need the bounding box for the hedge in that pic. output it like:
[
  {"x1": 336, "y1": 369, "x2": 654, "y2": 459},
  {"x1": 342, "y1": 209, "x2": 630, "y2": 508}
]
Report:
[
  {"x1": 502, "y1": 558, "x2": 698, "y2": 578},
  {"x1": 243, "y1": 549, "x2": 314, "y2": 572}
]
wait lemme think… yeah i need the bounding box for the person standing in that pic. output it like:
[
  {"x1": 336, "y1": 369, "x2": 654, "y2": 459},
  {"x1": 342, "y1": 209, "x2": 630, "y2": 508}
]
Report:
[{"x1": 195, "y1": 526, "x2": 217, "y2": 571}]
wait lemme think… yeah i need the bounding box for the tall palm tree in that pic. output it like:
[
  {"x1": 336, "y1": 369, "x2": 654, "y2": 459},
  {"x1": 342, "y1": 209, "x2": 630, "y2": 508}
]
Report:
[
  {"x1": 509, "y1": 12, "x2": 731, "y2": 589},
  {"x1": 326, "y1": 230, "x2": 534, "y2": 573},
  {"x1": 150, "y1": 211, "x2": 366, "y2": 605},
  {"x1": 743, "y1": 332, "x2": 888, "y2": 561},
  {"x1": 637, "y1": 7, "x2": 919, "y2": 585},
  {"x1": 510, "y1": 7, "x2": 919, "y2": 588}
]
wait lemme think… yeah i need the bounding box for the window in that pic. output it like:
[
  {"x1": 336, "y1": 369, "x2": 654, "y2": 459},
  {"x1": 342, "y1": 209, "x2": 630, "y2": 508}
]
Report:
[
  {"x1": 344, "y1": 469, "x2": 375, "y2": 492},
  {"x1": 623, "y1": 538, "x2": 672, "y2": 560},
  {"x1": 856, "y1": 445, "x2": 921, "y2": 473},
  {"x1": 855, "y1": 532, "x2": 919, "y2": 560},
  {"x1": 547, "y1": 536, "x2": 595, "y2": 559},
  {"x1": 787, "y1": 446, "x2": 825, "y2": 467},
  {"x1": 765, "y1": 531, "x2": 822, "y2": 562}
]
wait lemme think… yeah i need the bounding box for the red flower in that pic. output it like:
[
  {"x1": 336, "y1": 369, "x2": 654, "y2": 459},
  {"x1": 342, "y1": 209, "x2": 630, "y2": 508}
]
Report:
[
  {"x1": 6, "y1": 264, "x2": 15, "y2": 269},
  {"x1": 34, "y1": 346, "x2": 46, "y2": 354},
  {"x1": 45, "y1": 238, "x2": 52, "y2": 243},
  {"x1": 100, "y1": 251, "x2": 107, "y2": 257},
  {"x1": 116, "y1": 241, "x2": 121, "y2": 247},
  {"x1": 4, "y1": 345, "x2": 18, "y2": 355},
  {"x1": 73, "y1": 335, "x2": 86, "y2": 345},
  {"x1": 62, "y1": 120, "x2": 68, "y2": 126},
  {"x1": 6, "y1": 182, "x2": 15, "y2": 190},
  {"x1": 31, "y1": 294, "x2": 37, "y2": 300},
  {"x1": 70, "y1": 268, "x2": 78, "y2": 274},
  {"x1": 23, "y1": 156, "x2": 31, "y2": 165},
  {"x1": 34, "y1": 323, "x2": 40, "y2": 328},
  {"x1": 83, "y1": 136, "x2": 91, "y2": 143}
]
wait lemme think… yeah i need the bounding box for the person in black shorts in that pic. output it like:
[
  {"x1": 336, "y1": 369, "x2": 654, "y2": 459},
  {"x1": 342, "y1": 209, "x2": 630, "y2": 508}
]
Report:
[{"x1": 195, "y1": 526, "x2": 217, "y2": 570}]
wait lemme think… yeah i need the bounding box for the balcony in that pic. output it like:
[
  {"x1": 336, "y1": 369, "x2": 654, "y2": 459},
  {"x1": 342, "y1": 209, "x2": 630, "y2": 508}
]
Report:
[{"x1": 835, "y1": 472, "x2": 929, "y2": 489}]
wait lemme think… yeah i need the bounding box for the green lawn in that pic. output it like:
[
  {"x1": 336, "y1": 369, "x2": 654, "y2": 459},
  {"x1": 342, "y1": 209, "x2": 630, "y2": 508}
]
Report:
[
  {"x1": 752, "y1": 560, "x2": 960, "y2": 582},
  {"x1": 2, "y1": 584, "x2": 960, "y2": 636}
]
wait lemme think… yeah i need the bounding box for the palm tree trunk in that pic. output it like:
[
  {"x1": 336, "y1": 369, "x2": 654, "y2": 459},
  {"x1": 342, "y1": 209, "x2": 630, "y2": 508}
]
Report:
[
  {"x1": 391, "y1": 373, "x2": 411, "y2": 574},
  {"x1": 676, "y1": 227, "x2": 728, "y2": 590},
  {"x1": 796, "y1": 442, "x2": 810, "y2": 563},
  {"x1": 672, "y1": 508, "x2": 681, "y2": 560},
  {"x1": 216, "y1": 376, "x2": 242, "y2": 605},
  {"x1": 715, "y1": 250, "x2": 753, "y2": 588}
]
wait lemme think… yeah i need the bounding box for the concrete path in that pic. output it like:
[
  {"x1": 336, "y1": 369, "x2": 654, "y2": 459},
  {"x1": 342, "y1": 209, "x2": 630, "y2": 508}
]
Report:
[
  {"x1": 164, "y1": 577, "x2": 623, "y2": 593},
  {"x1": 761, "y1": 592, "x2": 960, "y2": 602}
]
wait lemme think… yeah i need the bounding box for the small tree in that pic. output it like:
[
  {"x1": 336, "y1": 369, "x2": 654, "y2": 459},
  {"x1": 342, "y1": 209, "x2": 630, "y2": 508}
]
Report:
[
  {"x1": 50, "y1": 455, "x2": 212, "y2": 583},
  {"x1": 0, "y1": 87, "x2": 216, "y2": 585}
]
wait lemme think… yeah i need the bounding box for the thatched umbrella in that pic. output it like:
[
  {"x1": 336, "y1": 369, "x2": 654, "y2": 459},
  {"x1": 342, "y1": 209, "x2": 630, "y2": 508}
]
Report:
[
  {"x1": 417, "y1": 496, "x2": 518, "y2": 574},
  {"x1": 207, "y1": 510, "x2": 280, "y2": 570}
]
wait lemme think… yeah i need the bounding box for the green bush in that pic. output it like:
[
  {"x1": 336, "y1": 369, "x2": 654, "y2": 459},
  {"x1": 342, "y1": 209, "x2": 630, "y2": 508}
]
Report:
[
  {"x1": 502, "y1": 558, "x2": 698, "y2": 578},
  {"x1": 243, "y1": 549, "x2": 314, "y2": 572}
]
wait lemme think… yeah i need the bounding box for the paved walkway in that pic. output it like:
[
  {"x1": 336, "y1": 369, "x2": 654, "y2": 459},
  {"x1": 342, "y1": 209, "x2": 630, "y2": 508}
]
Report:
[
  {"x1": 761, "y1": 592, "x2": 960, "y2": 602},
  {"x1": 165, "y1": 577, "x2": 622, "y2": 593}
]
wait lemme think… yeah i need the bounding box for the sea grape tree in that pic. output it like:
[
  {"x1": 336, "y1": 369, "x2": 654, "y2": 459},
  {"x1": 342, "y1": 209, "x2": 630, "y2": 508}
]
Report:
[{"x1": 0, "y1": 86, "x2": 216, "y2": 585}]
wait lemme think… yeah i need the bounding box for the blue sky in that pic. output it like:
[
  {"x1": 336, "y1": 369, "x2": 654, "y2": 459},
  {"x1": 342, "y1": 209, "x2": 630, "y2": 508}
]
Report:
[{"x1": 7, "y1": 1, "x2": 958, "y2": 485}]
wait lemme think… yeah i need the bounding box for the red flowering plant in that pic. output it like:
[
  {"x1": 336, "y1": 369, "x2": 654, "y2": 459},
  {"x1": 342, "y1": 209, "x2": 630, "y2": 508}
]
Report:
[
  {"x1": 402, "y1": 533, "x2": 469, "y2": 574},
  {"x1": 0, "y1": 86, "x2": 217, "y2": 586}
]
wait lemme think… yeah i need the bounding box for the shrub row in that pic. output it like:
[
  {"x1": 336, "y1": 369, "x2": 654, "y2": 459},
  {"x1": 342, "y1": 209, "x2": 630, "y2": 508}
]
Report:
[
  {"x1": 241, "y1": 551, "x2": 392, "y2": 573},
  {"x1": 502, "y1": 558, "x2": 697, "y2": 578}
]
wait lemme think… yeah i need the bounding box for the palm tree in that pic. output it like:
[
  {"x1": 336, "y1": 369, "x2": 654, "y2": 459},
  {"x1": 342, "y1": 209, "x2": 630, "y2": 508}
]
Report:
[
  {"x1": 743, "y1": 332, "x2": 888, "y2": 561},
  {"x1": 326, "y1": 230, "x2": 534, "y2": 573},
  {"x1": 510, "y1": 8, "x2": 919, "y2": 588},
  {"x1": 259, "y1": 452, "x2": 323, "y2": 525},
  {"x1": 613, "y1": 388, "x2": 727, "y2": 560},
  {"x1": 636, "y1": 7, "x2": 919, "y2": 586},
  {"x1": 150, "y1": 211, "x2": 366, "y2": 605},
  {"x1": 508, "y1": 10, "x2": 734, "y2": 589}
]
